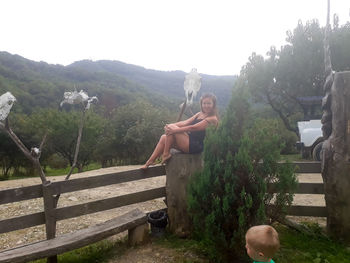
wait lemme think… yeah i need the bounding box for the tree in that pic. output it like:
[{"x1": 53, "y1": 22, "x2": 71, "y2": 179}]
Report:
[
  {"x1": 110, "y1": 100, "x2": 173, "y2": 164},
  {"x1": 0, "y1": 132, "x2": 24, "y2": 179},
  {"x1": 241, "y1": 20, "x2": 350, "y2": 134},
  {"x1": 30, "y1": 108, "x2": 106, "y2": 172},
  {"x1": 187, "y1": 88, "x2": 297, "y2": 262}
]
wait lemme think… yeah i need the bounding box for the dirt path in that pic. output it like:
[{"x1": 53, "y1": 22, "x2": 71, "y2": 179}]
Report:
[
  {"x1": 0, "y1": 167, "x2": 325, "y2": 258},
  {"x1": 107, "y1": 242, "x2": 208, "y2": 263}
]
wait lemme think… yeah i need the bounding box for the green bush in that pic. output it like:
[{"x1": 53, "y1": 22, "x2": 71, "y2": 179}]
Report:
[
  {"x1": 47, "y1": 154, "x2": 68, "y2": 169},
  {"x1": 187, "y1": 89, "x2": 297, "y2": 262}
]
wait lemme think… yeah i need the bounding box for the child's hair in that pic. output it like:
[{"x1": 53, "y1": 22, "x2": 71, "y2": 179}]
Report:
[
  {"x1": 245, "y1": 225, "x2": 280, "y2": 259},
  {"x1": 199, "y1": 93, "x2": 219, "y2": 118}
]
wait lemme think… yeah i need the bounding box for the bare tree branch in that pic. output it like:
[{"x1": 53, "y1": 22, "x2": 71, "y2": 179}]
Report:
[
  {"x1": 39, "y1": 131, "x2": 48, "y2": 152},
  {"x1": 65, "y1": 108, "x2": 87, "y2": 180},
  {"x1": 0, "y1": 118, "x2": 48, "y2": 184},
  {"x1": 176, "y1": 101, "x2": 187, "y2": 122},
  {"x1": 266, "y1": 91, "x2": 298, "y2": 136}
]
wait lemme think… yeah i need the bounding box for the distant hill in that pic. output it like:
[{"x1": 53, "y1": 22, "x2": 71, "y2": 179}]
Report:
[
  {"x1": 69, "y1": 60, "x2": 236, "y2": 108},
  {"x1": 0, "y1": 52, "x2": 177, "y2": 114},
  {"x1": 0, "y1": 52, "x2": 236, "y2": 114}
]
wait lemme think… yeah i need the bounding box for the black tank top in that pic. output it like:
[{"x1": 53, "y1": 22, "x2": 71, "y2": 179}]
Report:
[{"x1": 189, "y1": 118, "x2": 206, "y2": 142}]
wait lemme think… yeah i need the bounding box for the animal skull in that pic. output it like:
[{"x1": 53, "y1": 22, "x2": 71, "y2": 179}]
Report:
[
  {"x1": 183, "y1": 68, "x2": 201, "y2": 105},
  {"x1": 0, "y1": 92, "x2": 16, "y2": 121}
]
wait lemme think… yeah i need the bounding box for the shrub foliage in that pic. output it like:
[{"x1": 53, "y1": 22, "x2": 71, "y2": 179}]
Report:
[{"x1": 187, "y1": 89, "x2": 297, "y2": 262}]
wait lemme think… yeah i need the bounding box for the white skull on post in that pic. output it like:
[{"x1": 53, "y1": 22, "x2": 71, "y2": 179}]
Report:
[
  {"x1": 60, "y1": 90, "x2": 98, "y2": 110},
  {"x1": 183, "y1": 68, "x2": 201, "y2": 106},
  {"x1": 0, "y1": 92, "x2": 16, "y2": 121}
]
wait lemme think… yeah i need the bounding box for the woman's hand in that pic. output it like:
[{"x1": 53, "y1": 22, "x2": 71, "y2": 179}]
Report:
[{"x1": 164, "y1": 124, "x2": 176, "y2": 135}]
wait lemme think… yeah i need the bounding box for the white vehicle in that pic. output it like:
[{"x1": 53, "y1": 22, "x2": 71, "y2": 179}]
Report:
[{"x1": 296, "y1": 120, "x2": 323, "y2": 161}]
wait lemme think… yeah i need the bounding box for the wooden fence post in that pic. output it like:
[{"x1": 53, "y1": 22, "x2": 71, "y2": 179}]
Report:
[
  {"x1": 165, "y1": 153, "x2": 203, "y2": 237},
  {"x1": 42, "y1": 181, "x2": 58, "y2": 263}
]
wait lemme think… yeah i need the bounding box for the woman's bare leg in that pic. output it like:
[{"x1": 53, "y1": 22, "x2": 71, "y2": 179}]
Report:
[
  {"x1": 141, "y1": 135, "x2": 166, "y2": 169},
  {"x1": 162, "y1": 132, "x2": 189, "y2": 163}
]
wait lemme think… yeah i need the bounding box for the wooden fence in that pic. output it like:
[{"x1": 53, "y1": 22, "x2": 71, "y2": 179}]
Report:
[{"x1": 0, "y1": 161, "x2": 324, "y2": 237}]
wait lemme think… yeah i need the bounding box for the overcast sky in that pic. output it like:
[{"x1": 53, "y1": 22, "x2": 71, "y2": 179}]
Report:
[{"x1": 1, "y1": 0, "x2": 349, "y2": 76}]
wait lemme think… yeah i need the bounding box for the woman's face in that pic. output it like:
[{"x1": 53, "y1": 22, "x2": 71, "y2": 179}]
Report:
[{"x1": 201, "y1": 97, "x2": 214, "y2": 114}]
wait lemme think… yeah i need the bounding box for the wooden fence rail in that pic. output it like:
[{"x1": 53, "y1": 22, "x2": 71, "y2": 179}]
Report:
[{"x1": 0, "y1": 162, "x2": 324, "y2": 236}]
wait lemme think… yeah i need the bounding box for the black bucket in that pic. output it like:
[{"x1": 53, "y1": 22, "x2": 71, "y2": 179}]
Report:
[{"x1": 148, "y1": 210, "x2": 167, "y2": 237}]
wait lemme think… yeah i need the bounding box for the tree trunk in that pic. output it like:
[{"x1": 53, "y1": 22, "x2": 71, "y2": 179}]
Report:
[{"x1": 322, "y1": 71, "x2": 350, "y2": 243}]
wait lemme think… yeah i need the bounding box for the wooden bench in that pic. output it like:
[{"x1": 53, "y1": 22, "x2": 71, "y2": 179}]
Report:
[{"x1": 0, "y1": 208, "x2": 148, "y2": 263}]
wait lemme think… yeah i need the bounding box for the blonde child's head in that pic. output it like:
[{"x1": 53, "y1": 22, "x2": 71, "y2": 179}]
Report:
[{"x1": 245, "y1": 225, "x2": 280, "y2": 262}]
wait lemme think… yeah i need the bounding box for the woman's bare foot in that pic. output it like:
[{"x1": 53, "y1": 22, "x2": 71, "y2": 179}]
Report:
[
  {"x1": 161, "y1": 154, "x2": 172, "y2": 164},
  {"x1": 140, "y1": 160, "x2": 156, "y2": 170}
]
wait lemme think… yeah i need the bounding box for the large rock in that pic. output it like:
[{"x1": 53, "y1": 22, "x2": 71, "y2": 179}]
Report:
[{"x1": 165, "y1": 153, "x2": 203, "y2": 237}]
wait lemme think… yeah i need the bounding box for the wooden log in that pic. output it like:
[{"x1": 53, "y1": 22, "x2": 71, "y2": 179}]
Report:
[
  {"x1": 322, "y1": 71, "x2": 350, "y2": 242},
  {"x1": 165, "y1": 153, "x2": 203, "y2": 237},
  {"x1": 128, "y1": 223, "x2": 149, "y2": 246}
]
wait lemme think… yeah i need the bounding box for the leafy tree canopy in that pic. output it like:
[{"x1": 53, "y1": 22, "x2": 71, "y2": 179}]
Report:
[{"x1": 239, "y1": 19, "x2": 350, "y2": 134}]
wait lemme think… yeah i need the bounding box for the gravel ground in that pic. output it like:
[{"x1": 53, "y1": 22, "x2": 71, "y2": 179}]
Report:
[{"x1": 0, "y1": 168, "x2": 324, "y2": 252}]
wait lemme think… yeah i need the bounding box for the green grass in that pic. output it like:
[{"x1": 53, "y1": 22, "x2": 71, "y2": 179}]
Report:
[
  {"x1": 153, "y1": 224, "x2": 350, "y2": 263},
  {"x1": 45, "y1": 163, "x2": 102, "y2": 177},
  {"x1": 30, "y1": 238, "x2": 128, "y2": 263},
  {"x1": 23, "y1": 223, "x2": 350, "y2": 263},
  {"x1": 274, "y1": 224, "x2": 350, "y2": 263},
  {"x1": 1, "y1": 163, "x2": 102, "y2": 180},
  {"x1": 280, "y1": 153, "x2": 305, "y2": 162},
  {"x1": 155, "y1": 233, "x2": 209, "y2": 256}
]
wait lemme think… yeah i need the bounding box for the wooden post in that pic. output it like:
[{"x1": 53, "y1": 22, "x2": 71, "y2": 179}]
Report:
[
  {"x1": 42, "y1": 181, "x2": 58, "y2": 263},
  {"x1": 165, "y1": 153, "x2": 203, "y2": 237},
  {"x1": 322, "y1": 71, "x2": 350, "y2": 242},
  {"x1": 128, "y1": 223, "x2": 149, "y2": 246}
]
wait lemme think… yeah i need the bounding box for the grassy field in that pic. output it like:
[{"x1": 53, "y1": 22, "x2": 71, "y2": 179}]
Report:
[
  {"x1": 31, "y1": 238, "x2": 128, "y2": 263},
  {"x1": 2, "y1": 163, "x2": 102, "y2": 180}
]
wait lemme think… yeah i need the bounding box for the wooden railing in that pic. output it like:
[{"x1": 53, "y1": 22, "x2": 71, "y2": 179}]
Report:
[
  {"x1": 0, "y1": 166, "x2": 166, "y2": 234},
  {"x1": 283, "y1": 162, "x2": 325, "y2": 217},
  {"x1": 0, "y1": 161, "x2": 324, "y2": 236}
]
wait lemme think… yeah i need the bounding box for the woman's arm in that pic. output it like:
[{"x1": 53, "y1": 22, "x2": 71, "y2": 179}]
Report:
[
  {"x1": 168, "y1": 112, "x2": 200, "y2": 127},
  {"x1": 166, "y1": 116, "x2": 218, "y2": 135}
]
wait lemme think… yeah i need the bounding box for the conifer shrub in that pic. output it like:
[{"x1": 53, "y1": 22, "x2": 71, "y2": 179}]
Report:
[{"x1": 187, "y1": 89, "x2": 297, "y2": 262}]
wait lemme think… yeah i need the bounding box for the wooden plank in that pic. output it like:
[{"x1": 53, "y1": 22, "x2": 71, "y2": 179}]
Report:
[
  {"x1": 291, "y1": 162, "x2": 321, "y2": 173},
  {"x1": 0, "y1": 212, "x2": 45, "y2": 234},
  {"x1": 287, "y1": 205, "x2": 327, "y2": 217},
  {"x1": 257, "y1": 162, "x2": 321, "y2": 173},
  {"x1": 0, "y1": 209, "x2": 146, "y2": 263},
  {"x1": 0, "y1": 165, "x2": 165, "y2": 205},
  {"x1": 296, "y1": 182, "x2": 324, "y2": 194},
  {"x1": 51, "y1": 165, "x2": 165, "y2": 196},
  {"x1": 55, "y1": 187, "x2": 166, "y2": 221},
  {"x1": 0, "y1": 186, "x2": 165, "y2": 234},
  {"x1": 0, "y1": 185, "x2": 42, "y2": 205},
  {"x1": 268, "y1": 182, "x2": 324, "y2": 194},
  {"x1": 42, "y1": 182, "x2": 57, "y2": 239}
]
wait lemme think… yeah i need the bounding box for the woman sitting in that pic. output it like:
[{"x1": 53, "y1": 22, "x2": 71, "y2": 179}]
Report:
[{"x1": 141, "y1": 93, "x2": 219, "y2": 169}]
